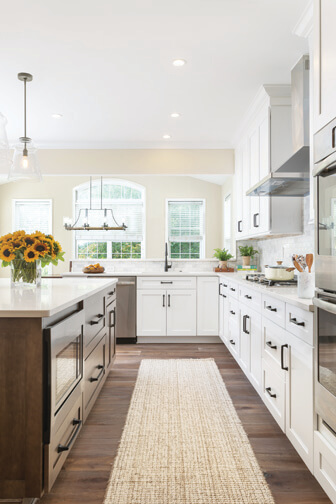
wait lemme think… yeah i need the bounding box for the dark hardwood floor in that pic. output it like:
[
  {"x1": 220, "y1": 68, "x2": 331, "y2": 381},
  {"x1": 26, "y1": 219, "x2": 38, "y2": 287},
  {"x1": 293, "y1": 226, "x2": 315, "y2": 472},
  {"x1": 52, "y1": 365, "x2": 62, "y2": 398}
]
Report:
[{"x1": 39, "y1": 343, "x2": 331, "y2": 504}]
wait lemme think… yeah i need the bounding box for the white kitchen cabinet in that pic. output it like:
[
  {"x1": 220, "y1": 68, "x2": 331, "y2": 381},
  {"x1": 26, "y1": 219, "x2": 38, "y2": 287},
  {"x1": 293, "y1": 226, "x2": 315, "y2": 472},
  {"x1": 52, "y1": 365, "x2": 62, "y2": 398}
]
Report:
[
  {"x1": 137, "y1": 290, "x2": 166, "y2": 337},
  {"x1": 197, "y1": 277, "x2": 219, "y2": 336},
  {"x1": 313, "y1": 0, "x2": 336, "y2": 133},
  {"x1": 219, "y1": 284, "x2": 225, "y2": 342},
  {"x1": 167, "y1": 290, "x2": 196, "y2": 337},
  {"x1": 284, "y1": 333, "x2": 314, "y2": 472},
  {"x1": 239, "y1": 305, "x2": 262, "y2": 393},
  {"x1": 235, "y1": 86, "x2": 302, "y2": 239}
]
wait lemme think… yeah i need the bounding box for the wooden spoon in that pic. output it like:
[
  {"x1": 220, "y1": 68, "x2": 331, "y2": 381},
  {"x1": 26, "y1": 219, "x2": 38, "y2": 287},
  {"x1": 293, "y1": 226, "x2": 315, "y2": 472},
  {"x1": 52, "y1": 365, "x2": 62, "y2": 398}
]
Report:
[
  {"x1": 306, "y1": 253, "x2": 314, "y2": 273},
  {"x1": 293, "y1": 259, "x2": 303, "y2": 272}
]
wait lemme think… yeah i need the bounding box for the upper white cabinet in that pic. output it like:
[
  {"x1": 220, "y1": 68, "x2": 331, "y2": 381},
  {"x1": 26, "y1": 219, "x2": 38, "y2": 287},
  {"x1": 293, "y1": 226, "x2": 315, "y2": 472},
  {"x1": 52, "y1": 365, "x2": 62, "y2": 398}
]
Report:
[
  {"x1": 313, "y1": 0, "x2": 336, "y2": 133},
  {"x1": 235, "y1": 87, "x2": 303, "y2": 239}
]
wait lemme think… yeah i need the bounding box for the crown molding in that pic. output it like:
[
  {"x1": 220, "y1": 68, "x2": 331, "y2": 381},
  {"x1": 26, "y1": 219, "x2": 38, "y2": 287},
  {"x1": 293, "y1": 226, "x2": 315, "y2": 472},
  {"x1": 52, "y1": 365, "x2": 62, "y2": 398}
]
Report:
[{"x1": 293, "y1": 1, "x2": 313, "y2": 39}]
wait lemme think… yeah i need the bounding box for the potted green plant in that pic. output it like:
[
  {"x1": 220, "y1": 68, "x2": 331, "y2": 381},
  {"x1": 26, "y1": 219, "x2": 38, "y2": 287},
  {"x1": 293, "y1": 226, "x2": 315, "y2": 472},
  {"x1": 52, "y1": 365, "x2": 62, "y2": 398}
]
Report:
[
  {"x1": 238, "y1": 245, "x2": 258, "y2": 267},
  {"x1": 213, "y1": 248, "x2": 233, "y2": 270}
]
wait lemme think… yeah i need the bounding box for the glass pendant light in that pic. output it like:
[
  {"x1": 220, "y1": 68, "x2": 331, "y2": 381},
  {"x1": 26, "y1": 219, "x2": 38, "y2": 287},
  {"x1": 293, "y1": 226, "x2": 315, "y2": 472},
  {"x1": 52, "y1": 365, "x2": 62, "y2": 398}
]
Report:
[
  {"x1": 0, "y1": 112, "x2": 11, "y2": 170},
  {"x1": 9, "y1": 72, "x2": 41, "y2": 181}
]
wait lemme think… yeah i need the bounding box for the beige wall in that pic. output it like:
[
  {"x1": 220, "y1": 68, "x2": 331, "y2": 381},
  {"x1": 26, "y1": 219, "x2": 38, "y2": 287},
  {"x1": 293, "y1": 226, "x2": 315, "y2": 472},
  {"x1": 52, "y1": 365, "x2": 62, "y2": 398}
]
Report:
[
  {"x1": 221, "y1": 175, "x2": 236, "y2": 257},
  {"x1": 0, "y1": 175, "x2": 224, "y2": 276},
  {"x1": 0, "y1": 149, "x2": 234, "y2": 176}
]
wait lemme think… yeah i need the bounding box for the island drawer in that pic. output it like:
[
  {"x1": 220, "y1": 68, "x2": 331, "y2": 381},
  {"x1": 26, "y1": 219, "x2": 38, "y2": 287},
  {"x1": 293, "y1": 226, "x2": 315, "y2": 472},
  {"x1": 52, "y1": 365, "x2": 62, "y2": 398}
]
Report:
[
  {"x1": 105, "y1": 284, "x2": 117, "y2": 306},
  {"x1": 46, "y1": 389, "x2": 82, "y2": 491},
  {"x1": 84, "y1": 292, "x2": 105, "y2": 356},
  {"x1": 84, "y1": 332, "x2": 106, "y2": 420},
  {"x1": 137, "y1": 276, "x2": 196, "y2": 290}
]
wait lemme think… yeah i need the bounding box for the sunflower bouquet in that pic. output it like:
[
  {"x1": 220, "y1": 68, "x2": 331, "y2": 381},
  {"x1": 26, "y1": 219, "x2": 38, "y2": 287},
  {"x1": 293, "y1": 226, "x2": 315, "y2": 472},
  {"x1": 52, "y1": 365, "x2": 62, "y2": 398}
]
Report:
[{"x1": 0, "y1": 230, "x2": 65, "y2": 285}]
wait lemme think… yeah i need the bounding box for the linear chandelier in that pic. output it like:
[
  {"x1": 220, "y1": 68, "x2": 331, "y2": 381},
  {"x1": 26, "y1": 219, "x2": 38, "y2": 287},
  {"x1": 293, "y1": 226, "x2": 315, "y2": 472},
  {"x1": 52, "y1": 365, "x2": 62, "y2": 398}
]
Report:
[{"x1": 63, "y1": 177, "x2": 127, "y2": 231}]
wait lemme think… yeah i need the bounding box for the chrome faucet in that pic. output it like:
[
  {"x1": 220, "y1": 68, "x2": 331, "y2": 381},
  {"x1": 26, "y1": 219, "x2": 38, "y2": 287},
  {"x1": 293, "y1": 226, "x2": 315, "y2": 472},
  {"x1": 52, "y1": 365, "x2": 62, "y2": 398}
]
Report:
[{"x1": 164, "y1": 242, "x2": 172, "y2": 272}]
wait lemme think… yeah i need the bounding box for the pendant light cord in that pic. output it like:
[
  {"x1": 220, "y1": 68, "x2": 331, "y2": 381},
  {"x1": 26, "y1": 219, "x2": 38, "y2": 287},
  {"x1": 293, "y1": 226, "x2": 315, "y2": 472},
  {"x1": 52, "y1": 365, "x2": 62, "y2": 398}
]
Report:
[{"x1": 23, "y1": 78, "x2": 27, "y2": 139}]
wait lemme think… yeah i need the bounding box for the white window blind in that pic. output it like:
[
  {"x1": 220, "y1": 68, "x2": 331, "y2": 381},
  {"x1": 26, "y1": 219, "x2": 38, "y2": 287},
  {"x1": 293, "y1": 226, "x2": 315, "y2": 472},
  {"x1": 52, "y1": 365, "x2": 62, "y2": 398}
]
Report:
[
  {"x1": 167, "y1": 200, "x2": 205, "y2": 259},
  {"x1": 13, "y1": 199, "x2": 52, "y2": 234},
  {"x1": 224, "y1": 194, "x2": 231, "y2": 252}
]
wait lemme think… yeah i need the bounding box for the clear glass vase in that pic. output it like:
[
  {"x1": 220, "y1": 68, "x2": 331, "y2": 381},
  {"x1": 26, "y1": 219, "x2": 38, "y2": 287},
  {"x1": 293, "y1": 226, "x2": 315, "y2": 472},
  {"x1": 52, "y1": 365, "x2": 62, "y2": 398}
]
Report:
[{"x1": 10, "y1": 259, "x2": 42, "y2": 287}]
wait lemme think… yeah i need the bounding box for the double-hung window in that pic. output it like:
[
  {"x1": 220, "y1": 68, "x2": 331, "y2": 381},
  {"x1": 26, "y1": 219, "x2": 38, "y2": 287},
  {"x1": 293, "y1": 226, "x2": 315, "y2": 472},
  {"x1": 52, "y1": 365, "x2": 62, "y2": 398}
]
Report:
[
  {"x1": 74, "y1": 179, "x2": 145, "y2": 260},
  {"x1": 12, "y1": 199, "x2": 52, "y2": 234},
  {"x1": 167, "y1": 199, "x2": 205, "y2": 259}
]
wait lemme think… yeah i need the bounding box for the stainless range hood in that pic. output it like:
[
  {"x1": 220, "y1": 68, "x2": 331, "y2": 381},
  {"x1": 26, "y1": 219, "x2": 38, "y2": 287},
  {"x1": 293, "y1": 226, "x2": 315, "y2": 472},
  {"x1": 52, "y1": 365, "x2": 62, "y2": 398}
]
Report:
[{"x1": 247, "y1": 55, "x2": 310, "y2": 197}]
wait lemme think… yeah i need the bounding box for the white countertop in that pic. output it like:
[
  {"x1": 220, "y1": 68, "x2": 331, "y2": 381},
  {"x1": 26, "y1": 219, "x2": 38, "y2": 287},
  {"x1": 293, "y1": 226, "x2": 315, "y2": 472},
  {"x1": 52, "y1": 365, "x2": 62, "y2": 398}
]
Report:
[
  {"x1": 218, "y1": 273, "x2": 314, "y2": 312},
  {"x1": 62, "y1": 271, "x2": 219, "y2": 277},
  {"x1": 0, "y1": 277, "x2": 118, "y2": 318}
]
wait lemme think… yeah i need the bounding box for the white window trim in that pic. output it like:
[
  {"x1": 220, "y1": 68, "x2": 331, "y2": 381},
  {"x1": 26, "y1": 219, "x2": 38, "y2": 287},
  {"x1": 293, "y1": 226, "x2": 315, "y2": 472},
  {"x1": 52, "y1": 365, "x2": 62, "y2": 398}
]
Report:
[
  {"x1": 223, "y1": 191, "x2": 236, "y2": 260},
  {"x1": 165, "y1": 198, "x2": 206, "y2": 260},
  {"x1": 72, "y1": 179, "x2": 146, "y2": 260},
  {"x1": 12, "y1": 198, "x2": 53, "y2": 234}
]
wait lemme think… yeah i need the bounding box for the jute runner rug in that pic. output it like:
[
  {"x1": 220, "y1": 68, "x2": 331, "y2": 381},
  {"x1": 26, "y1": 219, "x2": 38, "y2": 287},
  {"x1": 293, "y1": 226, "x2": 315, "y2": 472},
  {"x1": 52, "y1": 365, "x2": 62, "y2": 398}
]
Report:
[{"x1": 104, "y1": 359, "x2": 275, "y2": 504}]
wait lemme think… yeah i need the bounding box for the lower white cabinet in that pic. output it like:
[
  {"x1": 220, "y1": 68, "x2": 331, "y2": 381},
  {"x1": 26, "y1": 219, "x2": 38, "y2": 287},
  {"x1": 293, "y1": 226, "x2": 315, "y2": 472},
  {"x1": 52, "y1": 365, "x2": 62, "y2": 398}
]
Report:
[
  {"x1": 314, "y1": 420, "x2": 336, "y2": 504},
  {"x1": 137, "y1": 290, "x2": 166, "y2": 337},
  {"x1": 240, "y1": 305, "x2": 262, "y2": 393},
  {"x1": 197, "y1": 276, "x2": 219, "y2": 336},
  {"x1": 166, "y1": 290, "x2": 196, "y2": 337}
]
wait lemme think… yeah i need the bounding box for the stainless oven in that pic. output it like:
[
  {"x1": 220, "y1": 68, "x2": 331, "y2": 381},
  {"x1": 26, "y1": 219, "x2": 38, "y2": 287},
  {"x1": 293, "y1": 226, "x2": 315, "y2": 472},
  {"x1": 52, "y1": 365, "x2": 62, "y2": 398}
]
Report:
[
  {"x1": 314, "y1": 291, "x2": 336, "y2": 432},
  {"x1": 313, "y1": 118, "x2": 336, "y2": 431},
  {"x1": 313, "y1": 117, "x2": 336, "y2": 291}
]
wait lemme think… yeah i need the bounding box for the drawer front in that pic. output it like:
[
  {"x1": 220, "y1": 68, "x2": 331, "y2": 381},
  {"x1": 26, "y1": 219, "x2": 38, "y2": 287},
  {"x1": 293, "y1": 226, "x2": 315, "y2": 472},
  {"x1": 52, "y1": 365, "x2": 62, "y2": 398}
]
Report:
[
  {"x1": 84, "y1": 293, "x2": 105, "y2": 357},
  {"x1": 228, "y1": 297, "x2": 239, "y2": 326},
  {"x1": 314, "y1": 431, "x2": 336, "y2": 504},
  {"x1": 137, "y1": 276, "x2": 196, "y2": 290},
  {"x1": 286, "y1": 303, "x2": 313, "y2": 345},
  {"x1": 228, "y1": 280, "x2": 239, "y2": 299},
  {"x1": 262, "y1": 317, "x2": 287, "y2": 373},
  {"x1": 84, "y1": 333, "x2": 106, "y2": 413},
  {"x1": 228, "y1": 317, "x2": 240, "y2": 358},
  {"x1": 239, "y1": 285, "x2": 262, "y2": 312},
  {"x1": 262, "y1": 359, "x2": 285, "y2": 431},
  {"x1": 262, "y1": 294, "x2": 286, "y2": 328},
  {"x1": 105, "y1": 284, "x2": 117, "y2": 306},
  {"x1": 47, "y1": 390, "x2": 82, "y2": 491}
]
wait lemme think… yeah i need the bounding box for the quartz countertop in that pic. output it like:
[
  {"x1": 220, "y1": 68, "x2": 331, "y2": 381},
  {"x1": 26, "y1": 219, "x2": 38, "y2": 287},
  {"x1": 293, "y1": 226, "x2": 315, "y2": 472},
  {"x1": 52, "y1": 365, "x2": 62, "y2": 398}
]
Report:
[
  {"x1": 0, "y1": 277, "x2": 118, "y2": 318},
  {"x1": 61, "y1": 271, "x2": 219, "y2": 277},
  {"x1": 218, "y1": 273, "x2": 314, "y2": 312}
]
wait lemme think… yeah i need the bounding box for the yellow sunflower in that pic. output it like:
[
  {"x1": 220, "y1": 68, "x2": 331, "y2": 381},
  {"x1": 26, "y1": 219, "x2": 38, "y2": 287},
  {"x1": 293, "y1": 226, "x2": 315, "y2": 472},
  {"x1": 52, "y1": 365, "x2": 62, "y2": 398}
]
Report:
[
  {"x1": 10, "y1": 240, "x2": 24, "y2": 250},
  {"x1": 0, "y1": 244, "x2": 15, "y2": 262},
  {"x1": 33, "y1": 241, "x2": 49, "y2": 257},
  {"x1": 31, "y1": 231, "x2": 46, "y2": 240},
  {"x1": 0, "y1": 233, "x2": 14, "y2": 243},
  {"x1": 54, "y1": 240, "x2": 62, "y2": 254},
  {"x1": 13, "y1": 230, "x2": 26, "y2": 239},
  {"x1": 24, "y1": 247, "x2": 39, "y2": 263},
  {"x1": 22, "y1": 235, "x2": 36, "y2": 247}
]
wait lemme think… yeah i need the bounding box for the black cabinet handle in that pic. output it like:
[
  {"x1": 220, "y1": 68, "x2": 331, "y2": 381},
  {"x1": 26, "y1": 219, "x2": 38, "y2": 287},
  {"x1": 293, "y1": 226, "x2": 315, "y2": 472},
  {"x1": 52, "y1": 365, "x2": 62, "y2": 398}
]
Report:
[
  {"x1": 230, "y1": 287, "x2": 236, "y2": 292},
  {"x1": 161, "y1": 281, "x2": 173, "y2": 284},
  {"x1": 289, "y1": 317, "x2": 305, "y2": 327},
  {"x1": 89, "y1": 365, "x2": 105, "y2": 383},
  {"x1": 229, "y1": 339, "x2": 235, "y2": 345},
  {"x1": 168, "y1": 294, "x2": 171, "y2": 307},
  {"x1": 245, "y1": 295, "x2": 252, "y2": 300},
  {"x1": 90, "y1": 313, "x2": 104, "y2": 325},
  {"x1": 57, "y1": 419, "x2": 82, "y2": 453},
  {"x1": 266, "y1": 305, "x2": 277, "y2": 312},
  {"x1": 223, "y1": 284, "x2": 228, "y2": 288},
  {"x1": 266, "y1": 387, "x2": 276, "y2": 398},
  {"x1": 281, "y1": 344, "x2": 289, "y2": 371},
  {"x1": 266, "y1": 340, "x2": 277, "y2": 350},
  {"x1": 253, "y1": 213, "x2": 259, "y2": 228},
  {"x1": 243, "y1": 314, "x2": 250, "y2": 334},
  {"x1": 219, "y1": 283, "x2": 222, "y2": 295},
  {"x1": 223, "y1": 294, "x2": 227, "y2": 298},
  {"x1": 163, "y1": 294, "x2": 165, "y2": 307},
  {"x1": 230, "y1": 310, "x2": 235, "y2": 315},
  {"x1": 238, "y1": 220, "x2": 242, "y2": 233},
  {"x1": 112, "y1": 308, "x2": 116, "y2": 328},
  {"x1": 108, "y1": 288, "x2": 116, "y2": 296}
]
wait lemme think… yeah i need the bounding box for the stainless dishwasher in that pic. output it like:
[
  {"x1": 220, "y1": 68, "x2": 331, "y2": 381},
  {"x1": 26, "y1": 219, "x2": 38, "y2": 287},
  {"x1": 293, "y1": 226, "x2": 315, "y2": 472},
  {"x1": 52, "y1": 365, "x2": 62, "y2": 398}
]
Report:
[{"x1": 115, "y1": 276, "x2": 137, "y2": 343}]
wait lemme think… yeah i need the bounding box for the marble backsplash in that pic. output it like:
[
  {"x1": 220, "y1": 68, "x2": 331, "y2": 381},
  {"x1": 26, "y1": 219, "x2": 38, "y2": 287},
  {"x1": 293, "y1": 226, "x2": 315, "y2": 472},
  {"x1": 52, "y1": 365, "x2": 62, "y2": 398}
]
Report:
[{"x1": 236, "y1": 196, "x2": 314, "y2": 272}]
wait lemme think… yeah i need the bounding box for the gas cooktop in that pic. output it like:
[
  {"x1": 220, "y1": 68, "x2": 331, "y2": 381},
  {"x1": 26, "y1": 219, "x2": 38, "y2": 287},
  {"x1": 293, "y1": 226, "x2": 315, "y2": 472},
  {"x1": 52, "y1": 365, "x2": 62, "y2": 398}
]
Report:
[{"x1": 245, "y1": 273, "x2": 297, "y2": 287}]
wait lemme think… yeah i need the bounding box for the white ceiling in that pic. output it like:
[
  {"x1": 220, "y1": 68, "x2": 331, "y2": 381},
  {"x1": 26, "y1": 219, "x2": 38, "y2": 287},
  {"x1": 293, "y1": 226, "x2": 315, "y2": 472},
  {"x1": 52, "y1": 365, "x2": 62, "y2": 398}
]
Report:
[{"x1": 0, "y1": 0, "x2": 309, "y2": 149}]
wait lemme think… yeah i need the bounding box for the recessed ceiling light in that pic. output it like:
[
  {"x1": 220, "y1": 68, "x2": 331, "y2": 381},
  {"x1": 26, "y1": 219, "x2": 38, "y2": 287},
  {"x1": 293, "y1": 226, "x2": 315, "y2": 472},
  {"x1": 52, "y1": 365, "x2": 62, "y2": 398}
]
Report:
[
  {"x1": 51, "y1": 113, "x2": 63, "y2": 119},
  {"x1": 163, "y1": 134, "x2": 171, "y2": 139},
  {"x1": 171, "y1": 113, "x2": 180, "y2": 118},
  {"x1": 172, "y1": 59, "x2": 186, "y2": 67}
]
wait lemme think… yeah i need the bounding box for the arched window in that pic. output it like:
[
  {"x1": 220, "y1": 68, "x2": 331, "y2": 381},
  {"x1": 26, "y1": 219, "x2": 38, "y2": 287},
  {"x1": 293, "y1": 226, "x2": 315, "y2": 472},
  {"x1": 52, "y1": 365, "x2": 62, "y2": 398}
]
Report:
[{"x1": 73, "y1": 179, "x2": 145, "y2": 260}]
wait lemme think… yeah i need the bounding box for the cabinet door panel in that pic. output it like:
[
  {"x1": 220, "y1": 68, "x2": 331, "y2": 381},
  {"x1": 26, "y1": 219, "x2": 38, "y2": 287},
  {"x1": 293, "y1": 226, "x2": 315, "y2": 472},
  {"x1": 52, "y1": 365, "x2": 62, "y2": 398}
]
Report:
[
  {"x1": 167, "y1": 290, "x2": 196, "y2": 336},
  {"x1": 286, "y1": 336, "x2": 314, "y2": 471},
  {"x1": 314, "y1": 0, "x2": 336, "y2": 132},
  {"x1": 197, "y1": 277, "x2": 219, "y2": 336},
  {"x1": 137, "y1": 290, "x2": 166, "y2": 337},
  {"x1": 249, "y1": 311, "x2": 262, "y2": 393}
]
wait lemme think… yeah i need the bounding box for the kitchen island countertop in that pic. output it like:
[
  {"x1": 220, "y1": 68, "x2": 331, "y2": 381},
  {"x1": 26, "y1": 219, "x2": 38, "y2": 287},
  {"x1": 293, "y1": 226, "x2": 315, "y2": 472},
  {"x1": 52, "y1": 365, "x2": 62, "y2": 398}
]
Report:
[{"x1": 0, "y1": 277, "x2": 118, "y2": 317}]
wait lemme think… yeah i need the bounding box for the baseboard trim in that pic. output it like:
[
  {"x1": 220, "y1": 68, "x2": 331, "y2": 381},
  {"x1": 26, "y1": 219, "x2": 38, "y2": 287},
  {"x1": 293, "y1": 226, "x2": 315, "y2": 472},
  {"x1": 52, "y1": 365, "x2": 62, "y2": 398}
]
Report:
[{"x1": 137, "y1": 336, "x2": 221, "y2": 344}]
